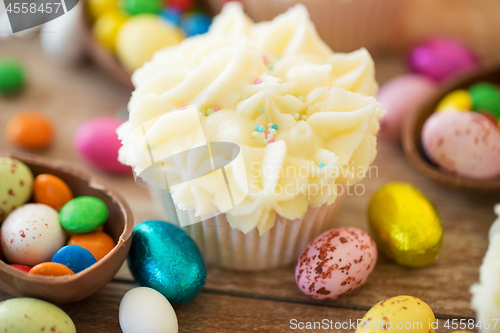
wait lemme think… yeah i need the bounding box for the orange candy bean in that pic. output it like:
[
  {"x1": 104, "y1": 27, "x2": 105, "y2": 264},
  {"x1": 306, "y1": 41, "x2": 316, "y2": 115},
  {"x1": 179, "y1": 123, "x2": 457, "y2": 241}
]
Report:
[
  {"x1": 6, "y1": 111, "x2": 54, "y2": 150},
  {"x1": 68, "y1": 231, "x2": 115, "y2": 261},
  {"x1": 33, "y1": 174, "x2": 74, "y2": 210},
  {"x1": 29, "y1": 262, "x2": 75, "y2": 276}
]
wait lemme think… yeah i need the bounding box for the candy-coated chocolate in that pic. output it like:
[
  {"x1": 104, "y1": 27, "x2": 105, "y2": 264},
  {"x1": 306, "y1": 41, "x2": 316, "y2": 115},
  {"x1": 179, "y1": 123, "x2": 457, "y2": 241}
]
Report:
[
  {"x1": 116, "y1": 15, "x2": 183, "y2": 72},
  {"x1": 0, "y1": 59, "x2": 26, "y2": 95},
  {"x1": 33, "y1": 174, "x2": 74, "y2": 210},
  {"x1": 122, "y1": 0, "x2": 162, "y2": 15},
  {"x1": 10, "y1": 264, "x2": 31, "y2": 273},
  {"x1": 68, "y1": 231, "x2": 115, "y2": 261},
  {"x1": 295, "y1": 227, "x2": 377, "y2": 300},
  {"x1": 180, "y1": 13, "x2": 211, "y2": 37},
  {"x1": 356, "y1": 296, "x2": 436, "y2": 333},
  {"x1": 160, "y1": 8, "x2": 182, "y2": 26},
  {"x1": 29, "y1": 262, "x2": 75, "y2": 276},
  {"x1": 128, "y1": 220, "x2": 206, "y2": 304},
  {"x1": 408, "y1": 37, "x2": 478, "y2": 82},
  {"x1": 74, "y1": 117, "x2": 130, "y2": 173},
  {"x1": 368, "y1": 182, "x2": 443, "y2": 267},
  {"x1": 51, "y1": 245, "x2": 97, "y2": 274},
  {"x1": 59, "y1": 196, "x2": 109, "y2": 233},
  {"x1": 168, "y1": 0, "x2": 195, "y2": 11},
  {"x1": 0, "y1": 157, "x2": 33, "y2": 220},
  {"x1": 6, "y1": 111, "x2": 54, "y2": 150},
  {"x1": 119, "y1": 287, "x2": 178, "y2": 333},
  {"x1": 87, "y1": 0, "x2": 118, "y2": 20},
  {"x1": 92, "y1": 10, "x2": 127, "y2": 51},
  {"x1": 377, "y1": 74, "x2": 437, "y2": 143},
  {"x1": 422, "y1": 112, "x2": 500, "y2": 179},
  {"x1": 469, "y1": 82, "x2": 500, "y2": 118},
  {"x1": 435, "y1": 89, "x2": 472, "y2": 112},
  {"x1": 1, "y1": 204, "x2": 67, "y2": 266}
]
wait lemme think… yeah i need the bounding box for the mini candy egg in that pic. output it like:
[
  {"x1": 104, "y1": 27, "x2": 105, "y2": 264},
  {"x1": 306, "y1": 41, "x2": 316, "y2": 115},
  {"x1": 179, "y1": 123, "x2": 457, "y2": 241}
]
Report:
[
  {"x1": 51, "y1": 245, "x2": 97, "y2": 273},
  {"x1": 119, "y1": 287, "x2": 178, "y2": 333},
  {"x1": 422, "y1": 112, "x2": 500, "y2": 179},
  {"x1": 377, "y1": 74, "x2": 437, "y2": 143},
  {"x1": 1, "y1": 204, "x2": 66, "y2": 266},
  {"x1": 469, "y1": 82, "x2": 500, "y2": 119},
  {"x1": 74, "y1": 117, "x2": 130, "y2": 173},
  {"x1": 122, "y1": 0, "x2": 162, "y2": 15},
  {"x1": 169, "y1": 0, "x2": 195, "y2": 11},
  {"x1": 180, "y1": 13, "x2": 212, "y2": 37},
  {"x1": 29, "y1": 262, "x2": 75, "y2": 276},
  {"x1": 0, "y1": 157, "x2": 33, "y2": 220},
  {"x1": 6, "y1": 111, "x2": 54, "y2": 150},
  {"x1": 10, "y1": 264, "x2": 31, "y2": 273},
  {"x1": 116, "y1": 15, "x2": 183, "y2": 72},
  {"x1": 59, "y1": 196, "x2": 109, "y2": 233},
  {"x1": 0, "y1": 58, "x2": 26, "y2": 95},
  {"x1": 160, "y1": 8, "x2": 182, "y2": 26},
  {"x1": 408, "y1": 37, "x2": 478, "y2": 82},
  {"x1": 87, "y1": 0, "x2": 118, "y2": 21},
  {"x1": 368, "y1": 182, "x2": 443, "y2": 267},
  {"x1": 92, "y1": 10, "x2": 128, "y2": 52},
  {"x1": 355, "y1": 296, "x2": 436, "y2": 333},
  {"x1": 128, "y1": 220, "x2": 206, "y2": 304},
  {"x1": 435, "y1": 89, "x2": 472, "y2": 112},
  {"x1": 68, "y1": 231, "x2": 115, "y2": 261},
  {"x1": 0, "y1": 298, "x2": 76, "y2": 333},
  {"x1": 33, "y1": 174, "x2": 74, "y2": 210},
  {"x1": 295, "y1": 227, "x2": 377, "y2": 300}
]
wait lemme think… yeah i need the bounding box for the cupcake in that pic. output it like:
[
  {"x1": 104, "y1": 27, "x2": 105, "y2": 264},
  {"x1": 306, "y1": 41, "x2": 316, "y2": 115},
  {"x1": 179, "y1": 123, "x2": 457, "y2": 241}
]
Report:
[{"x1": 117, "y1": 3, "x2": 384, "y2": 270}]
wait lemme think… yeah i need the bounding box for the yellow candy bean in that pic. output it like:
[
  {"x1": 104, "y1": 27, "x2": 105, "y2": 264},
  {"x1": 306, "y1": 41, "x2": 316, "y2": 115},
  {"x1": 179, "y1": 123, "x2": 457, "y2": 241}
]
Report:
[
  {"x1": 435, "y1": 89, "x2": 472, "y2": 112},
  {"x1": 87, "y1": 0, "x2": 118, "y2": 21},
  {"x1": 93, "y1": 10, "x2": 127, "y2": 52}
]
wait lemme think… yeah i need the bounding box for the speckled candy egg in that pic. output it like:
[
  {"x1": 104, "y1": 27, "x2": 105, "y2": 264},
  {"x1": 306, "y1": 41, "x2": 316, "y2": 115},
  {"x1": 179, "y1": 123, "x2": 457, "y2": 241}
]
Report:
[
  {"x1": 1, "y1": 204, "x2": 66, "y2": 266},
  {"x1": 0, "y1": 157, "x2": 33, "y2": 221},
  {"x1": 422, "y1": 111, "x2": 500, "y2": 179},
  {"x1": 0, "y1": 298, "x2": 76, "y2": 333},
  {"x1": 295, "y1": 227, "x2": 377, "y2": 300},
  {"x1": 377, "y1": 74, "x2": 437, "y2": 143},
  {"x1": 356, "y1": 296, "x2": 436, "y2": 333}
]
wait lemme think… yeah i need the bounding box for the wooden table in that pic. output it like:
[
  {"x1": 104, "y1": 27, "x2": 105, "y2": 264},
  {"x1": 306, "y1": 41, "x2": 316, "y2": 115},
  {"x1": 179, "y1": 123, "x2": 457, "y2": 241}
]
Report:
[{"x1": 1, "y1": 38, "x2": 499, "y2": 332}]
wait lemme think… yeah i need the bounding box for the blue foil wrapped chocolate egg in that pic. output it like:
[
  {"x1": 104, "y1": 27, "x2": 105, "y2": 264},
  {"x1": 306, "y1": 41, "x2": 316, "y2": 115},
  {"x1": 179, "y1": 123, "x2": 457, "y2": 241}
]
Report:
[{"x1": 128, "y1": 220, "x2": 206, "y2": 304}]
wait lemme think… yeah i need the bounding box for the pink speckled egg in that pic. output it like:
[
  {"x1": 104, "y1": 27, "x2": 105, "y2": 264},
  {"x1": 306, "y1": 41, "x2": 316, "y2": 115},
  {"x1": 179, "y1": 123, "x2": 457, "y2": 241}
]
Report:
[
  {"x1": 74, "y1": 117, "x2": 130, "y2": 174},
  {"x1": 378, "y1": 74, "x2": 437, "y2": 143},
  {"x1": 408, "y1": 37, "x2": 478, "y2": 82},
  {"x1": 1, "y1": 203, "x2": 66, "y2": 266},
  {"x1": 422, "y1": 112, "x2": 500, "y2": 179},
  {"x1": 295, "y1": 227, "x2": 377, "y2": 300}
]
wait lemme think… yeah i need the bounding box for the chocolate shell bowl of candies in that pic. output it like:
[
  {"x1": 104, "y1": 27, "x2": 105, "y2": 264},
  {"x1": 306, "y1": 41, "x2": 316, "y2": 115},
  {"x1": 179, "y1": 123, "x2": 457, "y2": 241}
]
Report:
[{"x1": 0, "y1": 152, "x2": 133, "y2": 304}]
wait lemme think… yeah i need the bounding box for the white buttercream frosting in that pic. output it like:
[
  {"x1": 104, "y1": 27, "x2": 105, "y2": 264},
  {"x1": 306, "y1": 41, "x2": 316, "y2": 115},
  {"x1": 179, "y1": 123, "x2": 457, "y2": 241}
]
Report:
[{"x1": 118, "y1": 2, "x2": 384, "y2": 234}]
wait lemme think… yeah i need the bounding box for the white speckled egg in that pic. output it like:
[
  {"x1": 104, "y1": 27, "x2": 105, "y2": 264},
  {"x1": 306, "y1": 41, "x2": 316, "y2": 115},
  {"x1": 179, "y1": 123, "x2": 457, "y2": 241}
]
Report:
[
  {"x1": 1, "y1": 203, "x2": 66, "y2": 266},
  {"x1": 120, "y1": 287, "x2": 178, "y2": 333},
  {"x1": 422, "y1": 111, "x2": 500, "y2": 179},
  {"x1": 0, "y1": 157, "x2": 33, "y2": 221},
  {"x1": 295, "y1": 227, "x2": 377, "y2": 300}
]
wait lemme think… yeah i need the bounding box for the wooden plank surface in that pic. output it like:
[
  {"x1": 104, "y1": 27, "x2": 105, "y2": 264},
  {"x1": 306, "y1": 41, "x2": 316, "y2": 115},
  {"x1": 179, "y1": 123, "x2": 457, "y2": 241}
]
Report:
[{"x1": 0, "y1": 37, "x2": 498, "y2": 331}]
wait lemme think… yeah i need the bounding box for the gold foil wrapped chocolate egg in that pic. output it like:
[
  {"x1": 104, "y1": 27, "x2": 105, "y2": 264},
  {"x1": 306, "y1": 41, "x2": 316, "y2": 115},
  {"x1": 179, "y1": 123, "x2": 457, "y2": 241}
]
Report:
[{"x1": 368, "y1": 182, "x2": 443, "y2": 267}]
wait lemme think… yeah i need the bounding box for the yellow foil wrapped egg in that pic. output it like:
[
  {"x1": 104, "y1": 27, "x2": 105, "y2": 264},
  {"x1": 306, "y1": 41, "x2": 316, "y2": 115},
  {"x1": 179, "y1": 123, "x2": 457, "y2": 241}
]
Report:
[
  {"x1": 93, "y1": 10, "x2": 128, "y2": 52},
  {"x1": 116, "y1": 15, "x2": 183, "y2": 73},
  {"x1": 356, "y1": 296, "x2": 436, "y2": 333},
  {"x1": 368, "y1": 182, "x2": 443, "y2": 267}
]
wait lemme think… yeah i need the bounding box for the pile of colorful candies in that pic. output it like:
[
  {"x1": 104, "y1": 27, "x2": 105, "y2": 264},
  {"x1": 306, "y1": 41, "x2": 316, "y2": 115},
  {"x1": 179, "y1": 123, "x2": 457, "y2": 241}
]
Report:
[
  {"x1": 87, "y1": 0, "x2": 212, "y2": 72},
  {"x1": 421, "y1": 82, "x2": 500, "y2": 180},
  {"x1": 0, "y1": 157, "x2": 116, "y2": 276}
]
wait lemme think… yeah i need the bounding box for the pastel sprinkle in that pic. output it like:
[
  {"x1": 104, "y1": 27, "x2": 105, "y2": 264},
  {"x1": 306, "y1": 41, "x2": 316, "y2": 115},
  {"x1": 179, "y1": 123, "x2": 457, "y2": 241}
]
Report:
[
  {"x1": 258, "y1": 126, "x2": 265, "y2": 132},
  {"x1": 254, "y1": 78, "x2": 262, "y2": 85},
  {"x1": 272, "y1": 124, "x2": 278, "y2": 130},
  {"x1": 268, "y1": 138, "x2": 275, "y2": 143},
  {"x1": 214, "y1": 105, "x2": 220, "y2": 111},
  {"x1": 255, "y1": 125, "x2": 260, "y2": 131},
  {"x1": 263, "y1": 55, "x2": 269, "y2": 65},
  {"x1": 300, "y1": 115, "x2": 308, "y2": 121},
  {"x1": 207, "y1": 109, "x2": 214, "y2": 116},
  {"x1": 201, "y1": 109, "x2": 207, "y2": 116},
  {"x1": 268, "y1": 65, "x2": 274, "y2": 71},
  {"x1": 267, "y1": 123, "x2": 273, "y2": 128},
  {"x1": 153, "y1": 142, "x2": 158, "y2": 148},
  {"x1": 298, "y1": 96, "x2": 304, "y2": 101},
  {"x1": 252, "y1": 131, "x2": 260, "y2": 138},
  {"x1": 179, "y1": 104, "x2": 186, "y2": 109},
  {"x1": 318, "y1": 162, "x2": 325, "y2": 168},
  {"x1": 263, "y1": 139, "x2": 269, "y2": 145},
  {"x1": 172, "y1": 107, "x2": 178, "y2": 111},
  {"x1": 267, "y1": 134, "x2": 273, "y2": 139},
  {"x1": 270, "y1": 129, "x2": 276, "y2": 135},
  {"x1": 242, "y1": 95, "x2": 248, "y2": 100},
  {"x1": 264, "y1": 131, "x2": 269, "y2": 137},
  {"x1": 293, "y1": 113, "x2": 300, "y2": 120},
  {"x1": 276, "y1": 56, "x2": 281, "y2": 60},
  {"x1": 258, "y1": 107, "x2": 265, "y2": 114}
]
